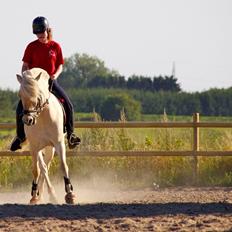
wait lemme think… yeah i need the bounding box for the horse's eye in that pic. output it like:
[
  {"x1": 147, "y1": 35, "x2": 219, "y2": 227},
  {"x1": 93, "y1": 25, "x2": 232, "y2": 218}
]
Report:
[{"x1": 36, "y1": 98, "x2": 41, "y2": 107}]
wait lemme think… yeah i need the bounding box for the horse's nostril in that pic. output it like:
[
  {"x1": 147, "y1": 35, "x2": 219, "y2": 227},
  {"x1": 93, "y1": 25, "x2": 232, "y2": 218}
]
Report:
[{"x1": 29, "y1": 118, "x2": 35, "y2": 125}]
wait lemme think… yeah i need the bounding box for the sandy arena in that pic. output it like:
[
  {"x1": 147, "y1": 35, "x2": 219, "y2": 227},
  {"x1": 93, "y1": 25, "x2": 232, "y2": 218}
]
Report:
[{"x1": 0, "y1": 187, "x2": 232, "y2": 231}]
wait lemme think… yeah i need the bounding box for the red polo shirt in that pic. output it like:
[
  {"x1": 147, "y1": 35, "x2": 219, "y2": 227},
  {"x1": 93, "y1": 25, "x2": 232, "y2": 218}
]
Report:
[{"x1": 22, "y1": 40, "x2": 64, "y2": 75}]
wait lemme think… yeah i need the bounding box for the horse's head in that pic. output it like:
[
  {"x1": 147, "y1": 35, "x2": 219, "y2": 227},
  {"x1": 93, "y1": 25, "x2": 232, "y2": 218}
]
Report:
[{"x1": 17, "y1": 68, "x2": 50, "y2": 126}]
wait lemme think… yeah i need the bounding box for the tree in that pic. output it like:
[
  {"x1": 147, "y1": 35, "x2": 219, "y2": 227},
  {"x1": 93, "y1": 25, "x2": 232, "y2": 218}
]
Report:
[
  {"x1": 100, "y1": 94, "x2": 141, "y2": 121},
  {"x1": 59, "y1": 53, "x2": 119, "y2": 89},
  {"x1": 0, "y1": 89, "x2": 18, "y2": 117},
  {"x1": 153, "y1": 75, "x2": 181, "y2": 92}
]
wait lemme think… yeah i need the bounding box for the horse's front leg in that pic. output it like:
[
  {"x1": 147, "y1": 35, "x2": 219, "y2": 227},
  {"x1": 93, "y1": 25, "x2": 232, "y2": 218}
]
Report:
[
  {"x1": 55, "y1": 142, "x2": 76, "y2": 204},
  {"x1": 37, "y1": 150, "x2": 58, "y2": 204},
  {"x1": 37, "y1": 147, "x2": 55, "y2": 203},
  {"x1": 30, "y1": 152, "x2": 40, "y2": 204}
]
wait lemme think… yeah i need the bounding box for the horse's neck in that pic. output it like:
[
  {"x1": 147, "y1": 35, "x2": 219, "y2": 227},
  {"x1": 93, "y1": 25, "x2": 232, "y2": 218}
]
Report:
[
  {"x1": 40, "y1": 93, "x2": 63, "y2": 122},
  {"x1": 49, "y1": 93, "x2": 62, "y2": 107}
]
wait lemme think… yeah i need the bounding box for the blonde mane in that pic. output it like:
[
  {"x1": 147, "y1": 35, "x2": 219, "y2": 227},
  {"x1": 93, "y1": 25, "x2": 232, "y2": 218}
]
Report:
[{"x1": 20, "y1": 68, "x2": 50, "y2": 104}]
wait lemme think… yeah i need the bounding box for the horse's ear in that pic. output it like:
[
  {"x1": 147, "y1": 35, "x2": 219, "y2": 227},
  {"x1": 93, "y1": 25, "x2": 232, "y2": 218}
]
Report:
[
  {"x1": 35, "y1": 72, "x2": 42, "y2": 81},
  {"x1": 16, "y1": 74, "x2": 22, "y2": 84}
]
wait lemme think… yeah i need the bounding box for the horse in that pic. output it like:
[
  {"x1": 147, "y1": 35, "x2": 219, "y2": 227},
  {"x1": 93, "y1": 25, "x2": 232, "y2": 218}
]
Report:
[{"x1": 16, "y1": 67, "x2": 76, "y2": 204}]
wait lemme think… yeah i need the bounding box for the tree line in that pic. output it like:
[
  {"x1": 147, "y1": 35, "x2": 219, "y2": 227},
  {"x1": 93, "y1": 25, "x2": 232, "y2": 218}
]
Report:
[
  {"x1": 65, "y1": 87, "x2": 232, "y2": 120},
  {"x1": 58, "y1": 53, "x2": 181, "y2": 92},
  {"x1": 1, "y1": 53, "x2": 232, "y2": 120}
]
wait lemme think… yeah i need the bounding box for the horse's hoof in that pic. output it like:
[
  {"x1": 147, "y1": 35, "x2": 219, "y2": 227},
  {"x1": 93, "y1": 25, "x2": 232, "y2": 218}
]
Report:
[
  {"x1": 30, "y1": 197, "x2": 39, "y2": 205},
  {"x1": 65, "y1": 192, "x2": 76, "y2": 204}
]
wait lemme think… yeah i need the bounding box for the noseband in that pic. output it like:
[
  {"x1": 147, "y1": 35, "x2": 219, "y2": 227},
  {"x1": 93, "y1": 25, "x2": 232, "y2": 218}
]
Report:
[{"x1": 23, "y1": 98, "x2": 49, "y2": 116}]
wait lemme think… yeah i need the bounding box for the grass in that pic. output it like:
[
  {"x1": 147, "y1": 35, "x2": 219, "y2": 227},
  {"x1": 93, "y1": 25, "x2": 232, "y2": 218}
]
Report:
[{"x1": 1, "y1": 113, "x2": 232, "y2": 190}]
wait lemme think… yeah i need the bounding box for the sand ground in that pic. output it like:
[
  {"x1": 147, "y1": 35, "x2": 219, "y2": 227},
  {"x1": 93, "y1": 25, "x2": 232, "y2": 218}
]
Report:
[{"x1": 0, "y1": 187, "x2": 232, "y2": 231}]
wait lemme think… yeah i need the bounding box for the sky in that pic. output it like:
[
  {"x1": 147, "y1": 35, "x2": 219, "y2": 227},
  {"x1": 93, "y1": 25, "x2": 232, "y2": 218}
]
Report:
[{"x1": 1, "y1": 0, "x2": 232, "y2": 92}]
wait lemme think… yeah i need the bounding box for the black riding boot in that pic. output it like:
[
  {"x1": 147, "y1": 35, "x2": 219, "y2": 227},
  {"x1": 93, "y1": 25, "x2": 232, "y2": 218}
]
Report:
[
  {"x1": 67, "y1": 132, "x2": 81, "y2": 149},
  {"x1": 10, "y1": 101, "x2": 26, "y2": 151}
]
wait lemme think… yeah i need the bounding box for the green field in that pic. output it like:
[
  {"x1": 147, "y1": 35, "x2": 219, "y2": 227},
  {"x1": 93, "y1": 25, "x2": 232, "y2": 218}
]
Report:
[{"x1": 1, "y1": 113, "x2": 232, "y2": 190}]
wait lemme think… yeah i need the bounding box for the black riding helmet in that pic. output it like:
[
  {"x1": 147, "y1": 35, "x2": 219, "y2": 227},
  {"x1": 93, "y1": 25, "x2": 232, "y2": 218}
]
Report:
[{"x1": 32, "y1": 16, "x2": 49, "y2": 34}]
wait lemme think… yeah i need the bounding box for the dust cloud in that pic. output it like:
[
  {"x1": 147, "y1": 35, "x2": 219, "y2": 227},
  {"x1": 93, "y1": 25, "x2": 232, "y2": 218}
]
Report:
[{"x1": 0, "y1": 174, "x2": 129, "y2": 205}]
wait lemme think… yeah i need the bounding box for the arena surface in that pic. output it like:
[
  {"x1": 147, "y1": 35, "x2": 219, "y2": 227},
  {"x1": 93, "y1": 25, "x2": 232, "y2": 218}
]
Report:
[{"x1": 0, "y1": 187, "x2": 232, "y2": 231}]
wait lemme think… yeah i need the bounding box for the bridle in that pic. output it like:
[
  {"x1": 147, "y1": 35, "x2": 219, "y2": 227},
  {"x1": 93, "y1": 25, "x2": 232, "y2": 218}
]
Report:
[
  {"x1": 23, "y1": 79, "x2": 54, "y2": 117},
  {"x1": 22, "y1": 79, "x2": 53, "y2": 124},
  {"x1": 23, "y1": 98, "x2": 49, "y2": 116},
  {"x1": 22, "y1": 96, "x2": 50, "y2": 126}
]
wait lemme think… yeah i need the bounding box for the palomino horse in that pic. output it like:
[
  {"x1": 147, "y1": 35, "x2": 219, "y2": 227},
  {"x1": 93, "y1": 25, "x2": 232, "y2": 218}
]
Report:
[{"x1": 17, "y1": 68, "x2": 76, "y2": 204}]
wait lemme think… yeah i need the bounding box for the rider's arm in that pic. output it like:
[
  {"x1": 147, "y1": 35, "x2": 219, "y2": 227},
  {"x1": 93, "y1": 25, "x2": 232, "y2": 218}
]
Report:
[
  {"x1": 50, "y1": 64, "x2": 63, "y2": 80},
  {"x1": 22, "y1": 62, "x2": 29, "y2": 74}
]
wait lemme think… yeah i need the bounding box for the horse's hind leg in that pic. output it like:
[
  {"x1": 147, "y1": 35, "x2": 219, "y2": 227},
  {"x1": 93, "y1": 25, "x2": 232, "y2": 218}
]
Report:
[
  {"x1": 38, "y1": 150, "x2": 58, "y2": 204},
  {"x1": 55, "y1": 142, "x2": 76, "y2": 204}
]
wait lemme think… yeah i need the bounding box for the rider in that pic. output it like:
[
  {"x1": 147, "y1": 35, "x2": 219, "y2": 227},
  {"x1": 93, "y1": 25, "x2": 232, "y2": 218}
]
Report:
[{"x1": 10, "y1": 16, "x2": 81, "y2": 151}]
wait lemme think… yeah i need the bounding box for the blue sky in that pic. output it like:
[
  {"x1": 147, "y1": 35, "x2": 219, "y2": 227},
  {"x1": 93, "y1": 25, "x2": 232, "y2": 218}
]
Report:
[{"x1": 1, "y1": 0, "x2": 232, "y2": 92}]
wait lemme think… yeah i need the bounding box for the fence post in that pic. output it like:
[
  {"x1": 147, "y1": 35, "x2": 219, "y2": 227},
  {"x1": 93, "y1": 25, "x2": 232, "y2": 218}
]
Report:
[{"x1": 193, "y1": 112, "x2": 199, "y2": 185}]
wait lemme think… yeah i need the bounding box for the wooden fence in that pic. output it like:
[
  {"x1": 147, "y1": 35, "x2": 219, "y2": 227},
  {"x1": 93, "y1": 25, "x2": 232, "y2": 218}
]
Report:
[
  {"x1": 2, "y1": 112, "x2": 232, "y2": 183},
  {"x1": 1, "y1": 113, "x2": 232, "y2": 158}
]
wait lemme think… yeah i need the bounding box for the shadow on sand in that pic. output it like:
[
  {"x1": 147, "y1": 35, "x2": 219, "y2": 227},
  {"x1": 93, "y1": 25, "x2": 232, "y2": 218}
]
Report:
[{"x1": 0, "y1": 202, "x2": 231, "y2": 220}]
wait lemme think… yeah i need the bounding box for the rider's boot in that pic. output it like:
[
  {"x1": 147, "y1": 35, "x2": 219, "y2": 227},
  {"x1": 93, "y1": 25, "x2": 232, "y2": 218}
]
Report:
[
  {"x1": 10, "y1": 113, "x2": 26, "y2": 151},
  {"x1": 67, "y1": 133, "x2": 81, "y2": 149},
  {"x1": 10, "y1": 137, "x2": 26, "y2": 151}
]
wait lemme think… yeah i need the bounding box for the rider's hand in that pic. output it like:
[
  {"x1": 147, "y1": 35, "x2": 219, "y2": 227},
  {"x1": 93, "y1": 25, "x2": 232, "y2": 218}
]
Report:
[{"x1": 50, "y1": 74, "x2": 56, "y2": 80}]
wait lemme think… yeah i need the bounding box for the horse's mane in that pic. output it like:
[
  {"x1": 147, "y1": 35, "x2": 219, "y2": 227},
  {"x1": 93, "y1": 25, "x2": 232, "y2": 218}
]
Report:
[{"x1": 20, "y1": 68, "x2": 50, "y2": 101}]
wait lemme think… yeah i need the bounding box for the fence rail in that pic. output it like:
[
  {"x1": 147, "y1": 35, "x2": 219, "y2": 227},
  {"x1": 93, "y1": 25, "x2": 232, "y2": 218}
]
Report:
[
  {"x1": 1, "y1": 150, "x2": 232, "y2": 157},
  {"x1": 2, "y1": 121, "x2": 232, "y2": 129},
  {"x1": 1, "y1": 113, "x2": 232, "y2": 158},
  {"x1": 2, "y1": 112, "x2": 232, "y2": 184}
]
